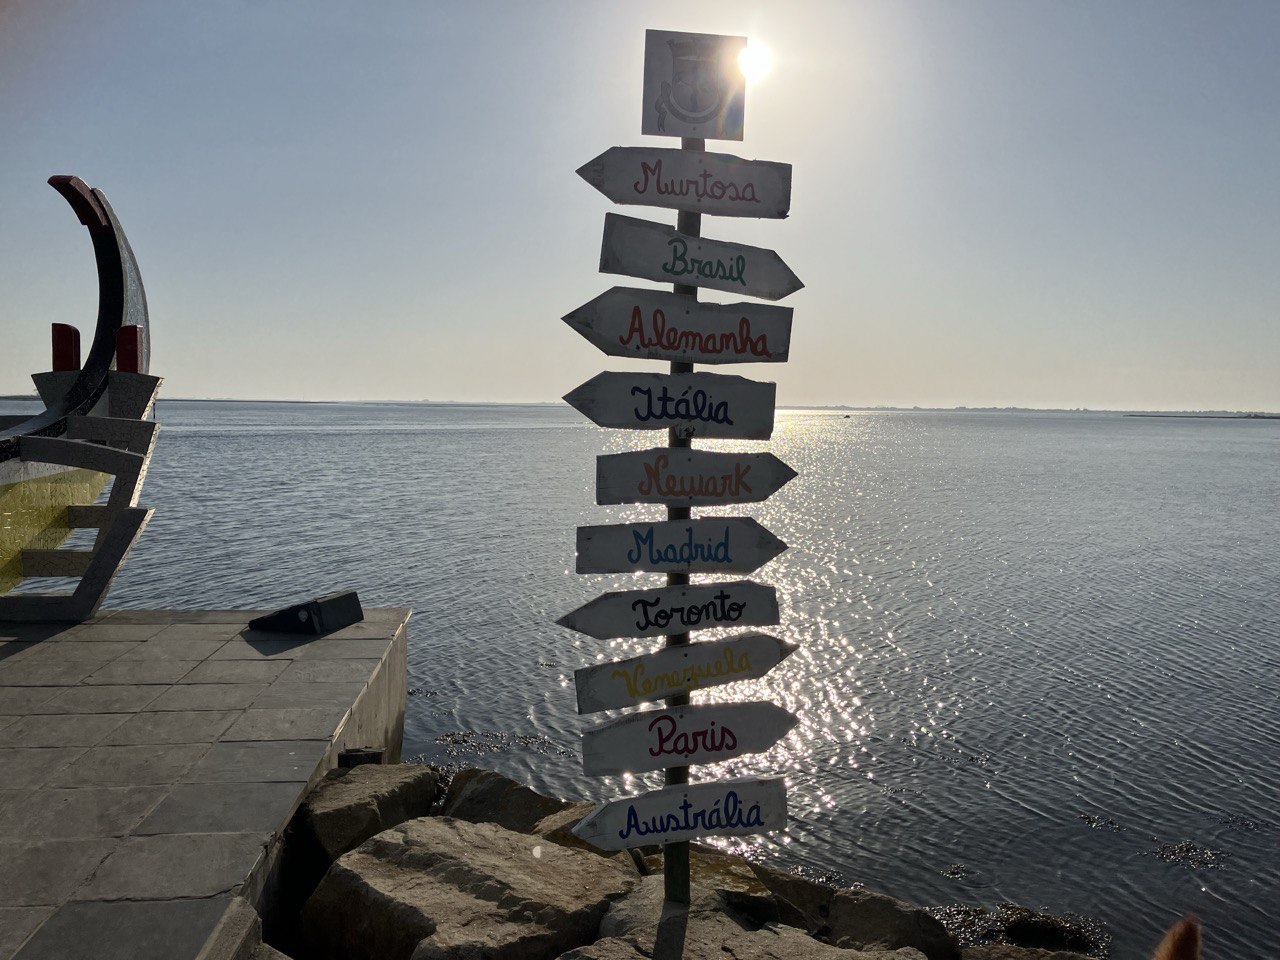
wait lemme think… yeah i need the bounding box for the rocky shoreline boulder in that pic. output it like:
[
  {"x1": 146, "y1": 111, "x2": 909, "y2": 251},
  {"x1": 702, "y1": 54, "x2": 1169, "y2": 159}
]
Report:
[{"x1": 299, "y1": 815, "x2": 636, "y2": 960}]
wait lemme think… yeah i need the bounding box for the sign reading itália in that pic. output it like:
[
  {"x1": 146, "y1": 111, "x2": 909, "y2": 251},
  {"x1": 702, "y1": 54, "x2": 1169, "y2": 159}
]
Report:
[{"x1": 560, "y1": 28, "x2": 803, "y2": 892}]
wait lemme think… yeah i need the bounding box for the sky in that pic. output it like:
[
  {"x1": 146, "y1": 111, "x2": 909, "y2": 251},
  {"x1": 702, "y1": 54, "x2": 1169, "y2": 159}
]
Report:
[{"x1": 1, "y1": 0, "x2": 1277, "y2": 410}]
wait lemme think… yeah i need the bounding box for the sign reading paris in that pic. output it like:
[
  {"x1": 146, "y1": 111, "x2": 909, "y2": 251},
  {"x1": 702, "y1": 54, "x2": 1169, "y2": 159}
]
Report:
[{"x1": 641, "y1": 30, "x2": 747, "y2": 141}]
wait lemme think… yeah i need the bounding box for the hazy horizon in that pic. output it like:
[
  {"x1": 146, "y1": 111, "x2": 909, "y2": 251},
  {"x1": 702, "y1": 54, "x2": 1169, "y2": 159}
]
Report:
[{"x1": 2, "y1": 2, "x2": 1278, "y2": 410}]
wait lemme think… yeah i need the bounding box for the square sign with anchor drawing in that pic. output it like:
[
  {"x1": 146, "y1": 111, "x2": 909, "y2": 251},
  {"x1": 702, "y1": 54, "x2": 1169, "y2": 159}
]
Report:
[{"x1": 641, "y1": 29, "x2": 746, "y2": 141}]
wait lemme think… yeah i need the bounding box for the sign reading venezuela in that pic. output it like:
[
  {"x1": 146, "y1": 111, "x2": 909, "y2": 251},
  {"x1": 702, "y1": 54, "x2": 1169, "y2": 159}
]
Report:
[{"x1": 564, "y1": 287, "x2": 792, "y2": 366}]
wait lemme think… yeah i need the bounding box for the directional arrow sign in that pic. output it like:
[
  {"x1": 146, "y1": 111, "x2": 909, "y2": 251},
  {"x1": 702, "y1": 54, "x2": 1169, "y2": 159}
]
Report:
[
  {"x1": 576, "y1": 518, "x2": 786, "y2": 575},
  {"x1": 582, "y1": 701, "x2": 799, "y2": 776},
  {"x1": 564, "y1": 371, "x2": 775, "y2": 441},
  {"x1": 600, "y1": 213, "x2": 803, "y2": 302},
  {"x1": 597, "y1": 448, "x2": 797, "y2": 507},
  {"x1": 572, "y1": 776, "x2": 787, "y2": 851},
  {"x1": 557, "y1": 580, "x2": 779, "y2": 641},
  {"x1": 563, "y1": 287, "x2": 792, "y2": 365},
  {"x1": 574, "y1": 633, "x2": 798, "y2": 714},
  {"x1": 578, "y1": 148, "x2": 792, "y2": 218}
]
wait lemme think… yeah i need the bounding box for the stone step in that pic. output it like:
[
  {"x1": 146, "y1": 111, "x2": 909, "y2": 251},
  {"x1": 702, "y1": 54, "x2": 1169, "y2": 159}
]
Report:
[{"x1": 21, "y1": 547, "x2": 94, "y2": 577}]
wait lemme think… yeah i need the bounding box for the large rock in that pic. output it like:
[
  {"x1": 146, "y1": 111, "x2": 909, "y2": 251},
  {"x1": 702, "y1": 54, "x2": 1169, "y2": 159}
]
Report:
[
  {"x1": 750, "y1": 865, "x2": 959, "y2": 960},
  {"x1": 444, "y1": 768, "x2": 573, "y2": 834},
  {"x1": 299, "y1": 816, "x2": 636, "y2": 960},
  {"x1": 557, "y1": 875, "x2": 928, "y2": 960},
  {"x1": 296, "y1": 763, "x2": 441, "y2": 862}
]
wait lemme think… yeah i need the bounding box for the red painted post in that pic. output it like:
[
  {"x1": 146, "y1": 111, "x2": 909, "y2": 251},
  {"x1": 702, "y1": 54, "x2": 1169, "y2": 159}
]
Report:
[
  {"x1": 51, "y1": 323, "x2": 81, "y2": 371},
  {"x1": 115, "y1": 326, "x2": 142, "y2": 373}
]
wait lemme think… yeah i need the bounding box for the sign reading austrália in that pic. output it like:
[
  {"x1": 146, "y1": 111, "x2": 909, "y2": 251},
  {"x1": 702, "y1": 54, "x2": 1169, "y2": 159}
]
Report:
[
  {"x1": 572, "y1": 777, "x2": 787, "y2": 852},
  {"x1": 557, "y1": 580, "x2": 780, "y2": 641},
  {"x1": 578, "y1": 148, "x2": 791, "y2": 218},
  {"x1": 562, "y1": 27, "x2": 804, "y2": 866},
  {"x1": 600, "y1": 213, "x2": 803, "y2": 302},
  {"x1": 574, "y1": 633, "x2": 797, "y2": 713},
  {"x1": 564, "y1": 287, "x2": 792, "y2": 366}
]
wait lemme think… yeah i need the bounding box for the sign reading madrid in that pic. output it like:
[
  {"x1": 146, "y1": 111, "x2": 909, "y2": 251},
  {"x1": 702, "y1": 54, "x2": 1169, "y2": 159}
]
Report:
[
  {"x1": 578, "y1": 148, "x2": 791, "y2": 218},
  {"x1": 641, "y1": 30, "x2": 746, "y2": 141},
  {"x1": 575, "y1": 517, "x2": 786, "y2": 575},
  {"x1": 600, "y1": 214, "x2": 803, "y2": 302},
  {"x1": 564, "y1": 287, "x2": 792, "y2": 366},
  {"x1": 572, "y1": 776, "x2": 787, "y2": 851},
  {"x1": 557, "y1": 580, "x2": 780, "y2": 640}
]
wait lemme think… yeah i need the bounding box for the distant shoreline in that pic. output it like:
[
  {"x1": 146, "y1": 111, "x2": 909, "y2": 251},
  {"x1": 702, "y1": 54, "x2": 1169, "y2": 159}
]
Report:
[{"x1": 2, "y1": 395, "x2": 1277, "y2": 418}]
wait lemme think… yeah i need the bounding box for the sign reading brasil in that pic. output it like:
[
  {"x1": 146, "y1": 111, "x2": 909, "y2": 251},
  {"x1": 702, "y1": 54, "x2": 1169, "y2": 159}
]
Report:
[{"x1": 563, "y1": 28, "x2": 804, "y2": 855}]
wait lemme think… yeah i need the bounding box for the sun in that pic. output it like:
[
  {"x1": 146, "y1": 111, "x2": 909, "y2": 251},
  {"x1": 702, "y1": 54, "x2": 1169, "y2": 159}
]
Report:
[{"x1": 738, "y1": 42, "x2": 773, "y2": 84}]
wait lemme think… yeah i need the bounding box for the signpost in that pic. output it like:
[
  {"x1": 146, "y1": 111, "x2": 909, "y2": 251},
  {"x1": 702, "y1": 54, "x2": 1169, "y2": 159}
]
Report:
[
  {"x1": 574, "y1": 633, "x2": 796, "y2": 713},
  {"x1": 600, "y1": 213, "x2": 803, "y2": 301},
  {"x1": 581, "y1": 701, "x2": 799, "y2": 776},
  {"x1": 557, "y1": 580, "x2": 780, "y2": 640},
  {"x1": 571, "y1": 777, "x2": 788, "y2": 851},
  {"x1": 564, "y1": 371, "x2": 776, "y2": 440},
  {"x1": 562, "y1": 28, "x2": 802, "y2": 905},
  {"x1": 564, "y1": 287, "x2": 793, "y2": 365},
  {"x1": 597, "y1": 448, "x2": 797, "y2": 506},
  {"x1": 577, "y1": 148, "x2": 791, "y2": 218}
]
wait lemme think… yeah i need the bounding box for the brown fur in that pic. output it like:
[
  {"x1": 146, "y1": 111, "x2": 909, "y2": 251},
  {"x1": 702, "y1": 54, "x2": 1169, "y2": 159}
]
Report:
[{"x1": 1152, "y1": 916, "x2": 1201, "y2": 960}]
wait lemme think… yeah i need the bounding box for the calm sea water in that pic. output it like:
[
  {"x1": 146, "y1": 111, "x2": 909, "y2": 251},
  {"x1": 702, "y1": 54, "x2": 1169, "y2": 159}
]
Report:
[{"x1": 4, "y1": 400, "x2": 1277, "y2": 959}]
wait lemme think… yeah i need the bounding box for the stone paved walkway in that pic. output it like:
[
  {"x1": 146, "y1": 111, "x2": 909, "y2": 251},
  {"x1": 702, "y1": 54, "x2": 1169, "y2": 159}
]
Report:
[{"x1": 0, "y1": 607, "x2": 408, "y2": 960}]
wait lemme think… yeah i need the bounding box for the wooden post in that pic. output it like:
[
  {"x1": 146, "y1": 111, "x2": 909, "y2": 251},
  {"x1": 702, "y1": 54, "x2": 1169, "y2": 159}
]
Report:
[{"x1": 663, "y1": 135, "x2": 704, "y2": 906}]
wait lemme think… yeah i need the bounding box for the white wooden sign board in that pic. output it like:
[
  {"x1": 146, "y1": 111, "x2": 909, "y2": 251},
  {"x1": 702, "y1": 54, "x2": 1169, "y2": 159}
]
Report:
[
  {"x1": 572, "y1": 776, "x2": 787, "y2": 851},
  {"x1": 557, "y1": 580, "x2": 780, "y2": 641},
  {"x1": 600, "y1": 213, "x2": 803, "y2": 302},
  {"x1": 641, "y1": 30, "x2": 746, "y2": 140},
  {"x1": 574, "y1": 634, "x2": 798, "y2": 714},
  {"x1": 577, "y1": 147, "x2": 790, "y2": 218},
  {"x1": 597, "y1": 448, "x2": 797, "y2": 506},
  {"x1": 575, "y1": 517, "x2": 786, "y2": 575},
  {"x1": 564, "y1": 370, "x2": 776, "y2": 441},
  {"x1": 564, "y1": 287, "x2": 792, "y2": 366}
]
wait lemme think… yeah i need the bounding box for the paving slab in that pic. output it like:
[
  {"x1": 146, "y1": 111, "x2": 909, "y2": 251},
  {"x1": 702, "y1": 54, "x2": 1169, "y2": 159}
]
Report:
[
  {"x1": 0, "y1": 661, "x2": 109, "y2": 687},
  {"x1": 82, "y1": 660, "x2": 196, "y2": 685},
  {"x1": 252, "y1": 681, "x2": 366, "y2": 709},
  {"x1": 220, "y1": 706, "x2": 349, "y2": 742},
  {"x1": 207, "y1": 638, "x2": 314, "y2": 661},
  {"x1": 182, "y1": 740, "x2": 329, "y2": 784},
  {"x1": 3, "y1": 713, "x2": 129, "y2": 748},
  {"x1": 148, "y1": 683, "x2": 268, "y2": 711},
  {"x1": 0, "y1": 688, "x2": 65, "y2": 714},
  {"x1": 180, "y1": 659, "x2": 289, "y2": 684},
  {"x1": 0, "y1": 840, "x2": 116, "y2": 907},
  {"x1": 47, "y1": 743, "x2": 209, "y2": 788},
  {"x1": 277, "y1": 658, "x2": 383, "y2": 683},
  {"x1": 52, "y1": 624, "x2": 167, "y2": 644},
  {"x1": 12, "y1": 897, "x2": 231, "y2": 960},
  {"x1": 103, "y1": 710, "x2": 238, "y2": 746},
  {"x1": 0, "y1": 907, "x2": 52, "y2": 959},
  {"x1": 135, "y1": 782, "x2": 302, "y2": 835},
  {"x1": 74, "y1": 833, "x2": 268, "y2": 901},
  {"x1": 116, "y1": 638, "x2": 229, "y2": 661},
  {"x1": 0, "y1": 749, "x2": 89, "y2": 789},
  {"x1": 0, "y1": 787, "x2": 167, "y2": 840},
  {"x1": 34, "y1": 684, "x2": 165, "y2": 715}
]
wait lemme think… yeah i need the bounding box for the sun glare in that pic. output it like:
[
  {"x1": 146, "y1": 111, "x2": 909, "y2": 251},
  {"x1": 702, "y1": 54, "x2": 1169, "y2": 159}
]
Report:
[{"x1": 739, "y1": 43, "x2": 772, "y2": 84}]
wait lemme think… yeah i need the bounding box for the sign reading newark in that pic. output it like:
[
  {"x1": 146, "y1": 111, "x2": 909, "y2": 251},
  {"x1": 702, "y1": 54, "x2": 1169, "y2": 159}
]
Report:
[
  {"x1": 597, "y1": 448, "x2": 797, "y2": 506},
  {"x1": 575, "y1": 517, "x2": 786, "y2": 575},
  {"x1": 574, "y1": 633, "x2": 797, "y2": 713},
  {"x1": 564, "y1": 371, "x2": 775, "y2": 441},
  {"x1": 557, "y1": 580, "x2": 780, "y2": 640},
  {"x1": 564, "y1": 287, "x2": 792, "y2": 366},
  {"x1": 600, "y1": 214, "x2": 803, "y2": 302},
  {"x1": 578, "y1": 148, "x2": 791, "y2": 218},
  {"x1": 641, "y1": 30, "x2": 746, "y2": 141},
  {"x1": 572, "y1": 776, "x2": 787, "y2": 851}
]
